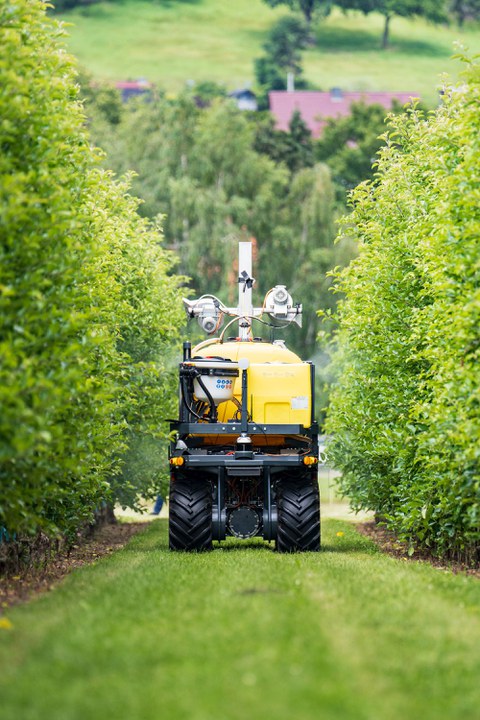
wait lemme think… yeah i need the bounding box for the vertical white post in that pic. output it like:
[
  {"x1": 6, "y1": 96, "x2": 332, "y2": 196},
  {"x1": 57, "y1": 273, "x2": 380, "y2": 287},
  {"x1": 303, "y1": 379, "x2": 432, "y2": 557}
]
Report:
[{"x1": 238, "y1": 241, "x2": 253, "y2": 340}]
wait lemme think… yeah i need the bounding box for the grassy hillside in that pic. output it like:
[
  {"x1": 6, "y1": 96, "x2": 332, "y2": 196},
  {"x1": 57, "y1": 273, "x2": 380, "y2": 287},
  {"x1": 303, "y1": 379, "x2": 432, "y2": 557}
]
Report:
[
  {"x1": 59, "y1": 0, "x2": 289, "y2": 90},
  {"x1": 59, "y1": 1, "x2": 480, "y2": 105},
  {"x1": 307, "y1": 10, "x2": 480, "y2": 104}
]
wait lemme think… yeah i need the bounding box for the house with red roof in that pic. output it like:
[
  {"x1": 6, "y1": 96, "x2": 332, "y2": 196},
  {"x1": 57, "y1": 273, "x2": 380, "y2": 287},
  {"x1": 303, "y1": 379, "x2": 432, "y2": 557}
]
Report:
[
  {"x1": 116, "y1": 80, "x2": 152, "y2": 102},
  {"x1": 269, "y1": 89, "x2": 418, "y2": 137}
]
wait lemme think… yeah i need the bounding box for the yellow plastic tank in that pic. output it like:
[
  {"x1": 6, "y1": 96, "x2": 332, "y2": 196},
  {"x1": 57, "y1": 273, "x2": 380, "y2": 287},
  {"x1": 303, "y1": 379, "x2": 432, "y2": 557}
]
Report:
[{"x1": 193, "y1": 340, "x2": 313, "y2": 428}]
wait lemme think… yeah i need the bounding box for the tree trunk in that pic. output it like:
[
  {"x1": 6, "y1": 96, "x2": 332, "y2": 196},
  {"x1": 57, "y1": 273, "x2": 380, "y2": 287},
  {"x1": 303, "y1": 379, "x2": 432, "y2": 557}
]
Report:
[
  {"x1": 382, "y1": 14, "x2": 391, "y2": 50},
  {"x1": 302, "y1": 2, "x2": 316, "y2": 46},
  {"x1": 300, "y1": 0, "x2": 313, "y2": 26}
]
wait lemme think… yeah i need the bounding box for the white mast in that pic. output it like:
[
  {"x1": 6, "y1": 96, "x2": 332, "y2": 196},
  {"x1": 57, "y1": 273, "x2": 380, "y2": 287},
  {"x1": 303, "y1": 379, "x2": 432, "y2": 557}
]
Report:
[
  {"x1": 182, "y1": 240, "x2": 302, "y2": 336},
  {"x1": 238, "y1": 241, "x2": 254, "y2": 340}
]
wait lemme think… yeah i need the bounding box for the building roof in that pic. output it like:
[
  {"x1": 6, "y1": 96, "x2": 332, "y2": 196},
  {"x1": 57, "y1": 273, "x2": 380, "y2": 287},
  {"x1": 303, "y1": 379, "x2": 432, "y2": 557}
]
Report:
[
  {"x1": 116, "y1": 80, "x2": 151, "y2": 90},
  {"x1": 229, "y1": 89, "x2": 257, "y2": 100},
  {"x1": 116, "y1": 80, "x2": 153, "y2": 102},
  {"x1": 269, "y1": 90, "x2": 418, "y2": 137}
]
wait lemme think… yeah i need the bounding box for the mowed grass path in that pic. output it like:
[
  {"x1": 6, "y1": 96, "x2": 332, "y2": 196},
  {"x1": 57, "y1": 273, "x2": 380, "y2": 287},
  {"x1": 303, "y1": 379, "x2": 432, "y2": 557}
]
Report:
[{"x1": 1, "y1": 519, "x2": 479, "y2": 720}]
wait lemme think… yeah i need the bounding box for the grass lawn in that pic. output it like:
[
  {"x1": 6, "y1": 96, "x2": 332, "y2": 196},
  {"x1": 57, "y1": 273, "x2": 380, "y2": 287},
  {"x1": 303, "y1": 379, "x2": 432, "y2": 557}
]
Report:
[
  {"x1": 59, "y1": 0, "x2": 290, "y2": 90},
  {"x1": 306, "y1": 10, "x2": 480, "y2": 104},
  {"x1": 58, "y1": 2, "x2": 480, "y2": 105},
  {"x1": 1, "y1": 518, "x2": 479, "y2": 720}
]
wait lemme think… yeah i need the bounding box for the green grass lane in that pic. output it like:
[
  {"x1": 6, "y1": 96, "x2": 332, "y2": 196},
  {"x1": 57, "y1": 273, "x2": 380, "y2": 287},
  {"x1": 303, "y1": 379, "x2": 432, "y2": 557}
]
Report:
[{"x1": 1, "y1": 519, "x2": 479, "y2": 720}]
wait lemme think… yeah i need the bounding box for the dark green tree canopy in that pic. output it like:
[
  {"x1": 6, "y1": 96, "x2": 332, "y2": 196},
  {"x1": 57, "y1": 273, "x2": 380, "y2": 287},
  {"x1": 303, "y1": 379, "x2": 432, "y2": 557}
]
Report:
[
  {"x1": 336, "y1": 0, "x2": 447, "y2": 47},
  {"x1": 1, "y1": 0, "x2": 184, "y2": 537},
  {"x1": 252, "y1": 111, "x2": 311, "y2": 171},
  {"x1": 253, "y1": 109, "x2": 315, "y2": 173},
  {"x1": 254, "y1": 15, "x2": 310, "y2": 107},
  {"x1": 326, "y1": 56, "x2": 480, "y2": 561},
  {"x1": 315, "y1": 101, "x2": 403, "y2": 202},
  {"x1": 263, "y1": 15, "x2": 310, "y2": 73},
  {"x1": 449, "y1": 0, "x2": 480, "y2": 26},
  {"x1": 87, "y1": 88, "x2": 349, "y2": 358},
  {"x1": 263, "y1": 0, "x2": 333, "y2": 25},
  {"x1": 49, "y1": 0, "x2": 98, "y2": 11}
]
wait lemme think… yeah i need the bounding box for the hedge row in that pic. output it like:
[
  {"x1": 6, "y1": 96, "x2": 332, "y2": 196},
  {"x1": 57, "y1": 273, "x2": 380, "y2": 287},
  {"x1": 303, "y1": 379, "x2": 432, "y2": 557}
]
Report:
[
  {"x1": 0, "y1": 0, "x2": 184, "y2": 540},
  {"x1": 326, "y1": 56, "x2": 480, "y2": 563}
]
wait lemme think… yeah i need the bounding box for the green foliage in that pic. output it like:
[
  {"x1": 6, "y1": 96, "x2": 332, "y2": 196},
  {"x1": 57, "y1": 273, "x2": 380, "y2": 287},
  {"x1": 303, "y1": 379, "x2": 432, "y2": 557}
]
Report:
[
  {"x1": 449, "y1": 0, "x2": 480, "y2": 26},
  {"x1": 263, "y1": 0, "x2": 333, "y2": 25},
  {"x1": 192, "y1": 80, "x2": 228, "y2": 104},
  {"x1": 88, "y1": 91, "x2": 345, "y2": 357},
  {"x1": 254, "y1": 56, "x2": 290, "y2": 106},
  {"x1": 253, "y1": 110, "x2": 315, "y2": 173},
  {"x1": 260, "y1": 162, "x2": 341, "y2": 354},
  {"x1": 114, "y1": 433, "x2": 170, "y2": 510},
  {"x1": 0, "y1": 0, "x2": 184, "y2": 539},
  {"x1": 326, "y1": 56, "x2": 480, "y2": 562},
  {"x1": 315, "y1": 100, "x2": 404, "y2": 204},
  {"x1": 254, "y1": 15, "x2": 310, "y2": 107},
  {"x1": 49, "y1": 0, "x2": 92, "y2": 11},
  {"x1": 77, "y1": 67, "x2": 124, "y2": 125},
  {"x1": 337, "y1": 0, "x2": 447, "y2": 47},
  {"x1": 285, "y1": 110, "x2": 315, "y2": 173},
  {"x1": 262, "y1": 15, "x2": 310, "y2": 71}
]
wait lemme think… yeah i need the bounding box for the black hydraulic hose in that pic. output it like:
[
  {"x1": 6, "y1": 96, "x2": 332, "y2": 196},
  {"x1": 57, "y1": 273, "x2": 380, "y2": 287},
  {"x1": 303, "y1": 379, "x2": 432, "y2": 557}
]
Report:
[
  {"x1": 194, "y1": 374, "x2": 218, "y2": 423},
  {"x1": 180, "y1": 374, "x2": 203, "y2": 421}
]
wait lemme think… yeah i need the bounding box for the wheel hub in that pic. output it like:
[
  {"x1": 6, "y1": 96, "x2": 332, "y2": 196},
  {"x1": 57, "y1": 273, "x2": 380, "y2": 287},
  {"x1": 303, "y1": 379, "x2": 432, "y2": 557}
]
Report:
[{"x1": 227, "y1": 506, "x2": 260, "y2": 539}]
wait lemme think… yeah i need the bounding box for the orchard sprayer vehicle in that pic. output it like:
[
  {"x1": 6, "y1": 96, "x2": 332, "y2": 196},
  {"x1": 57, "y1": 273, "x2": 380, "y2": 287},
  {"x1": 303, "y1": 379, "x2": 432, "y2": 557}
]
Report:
[{"x1": 168, "y1": 242, "x2": 320, "y2": 552}]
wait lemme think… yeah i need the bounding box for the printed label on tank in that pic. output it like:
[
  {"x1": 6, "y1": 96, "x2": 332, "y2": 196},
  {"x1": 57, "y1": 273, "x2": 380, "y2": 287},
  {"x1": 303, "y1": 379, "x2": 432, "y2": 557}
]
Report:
[
  {"x1": 291, "y1": 396, "x2": 308, "y2": 410},
  {"x1": 216, "y1": 379, "x2": 233, "y2": 388}
]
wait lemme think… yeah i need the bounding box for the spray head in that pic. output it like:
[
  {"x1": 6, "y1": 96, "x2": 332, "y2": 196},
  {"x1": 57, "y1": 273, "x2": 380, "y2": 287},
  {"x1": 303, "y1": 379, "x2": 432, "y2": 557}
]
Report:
[
  {"x1": 183, "y1": 296, "x2": 224, "y2": 335},
  {"x1": 264, "y1": 286, "x2": 302, "y2": 326}
]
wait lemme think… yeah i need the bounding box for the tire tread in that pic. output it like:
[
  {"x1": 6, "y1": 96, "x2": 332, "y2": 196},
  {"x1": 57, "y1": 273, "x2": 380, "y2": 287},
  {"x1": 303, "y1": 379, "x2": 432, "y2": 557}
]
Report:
[
  {"x1": 276, "y1": 477, "x2": 320, "y2": 552},
  {"x1": 169, "y1": 479, "x2": 213, "y2": 551}
]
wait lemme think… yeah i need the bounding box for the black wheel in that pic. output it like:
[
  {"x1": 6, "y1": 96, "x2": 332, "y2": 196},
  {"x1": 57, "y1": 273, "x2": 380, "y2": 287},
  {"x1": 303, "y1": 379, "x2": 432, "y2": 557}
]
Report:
[
  {"x1": 276, "y1": 476, "x2": 320, "y2": 552},
  {"x1": 169, "y1": 477, "x2": 213, "y2": 551}
]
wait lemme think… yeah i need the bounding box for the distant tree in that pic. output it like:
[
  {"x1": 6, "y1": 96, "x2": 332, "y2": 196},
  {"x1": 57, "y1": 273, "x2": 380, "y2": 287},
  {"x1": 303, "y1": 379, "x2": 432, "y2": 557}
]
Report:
[
  {"x1": 87, "y1": 92, "x2": 346, "y2": 357},
  {"x1": 254, "y1": 56, "x2": 291, "y2": 107},
  {"x1": 336, "y1": 0, "x2": 447, "y2": 48},
  {"x1": 49, "y1": 0, "x2": 99, "y2": 12},
  {"x1": 449, "y1": 0, "x2": 480, "y2": 26},
  {"x1": 315, "y1": 101, "x2": 401, "y2": 203},
  {"x1": 279, "y1": 162, "x2": 338, "y2": 352},
  {"x1": 284, "y1": 110, "x2": 315, "y2": 172},
  {"x1": 255, "y1": 15, "x2": 310, "y2": 107},
  {"x1": 264, "y1": 15, "x2": 310, "y2": 72},
  {"x1": 252, "y1": 113, "x2": 289, "y2": 162},
  {"x1": 193, "y1": 80, "x2": 227, "y2": 105},
  {"x1": 77, "y1": 68, "x2": 124, "y2": 126},
  {"x1": 253, "y1": 110, "x2": 314, "y2": 173},
  {"x1": 263, "y1": 0, "x2": 333, "y2": 27}
]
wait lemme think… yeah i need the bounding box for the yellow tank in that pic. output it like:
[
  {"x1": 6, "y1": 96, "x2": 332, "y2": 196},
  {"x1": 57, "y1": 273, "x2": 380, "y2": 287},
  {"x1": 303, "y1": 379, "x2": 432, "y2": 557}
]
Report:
[{"x1": 193, "y1": 340, "x2": 313, "y2": 429}]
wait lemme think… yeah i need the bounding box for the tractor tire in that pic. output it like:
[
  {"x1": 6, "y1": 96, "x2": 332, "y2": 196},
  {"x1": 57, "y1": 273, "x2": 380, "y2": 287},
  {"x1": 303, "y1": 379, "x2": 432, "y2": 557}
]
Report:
[
  {"x1": 276, "y1": 476, "x2": 320, "y2": 552},
  {"x1": 169, "y1": 478, "x2": 213, "y2": 551}
]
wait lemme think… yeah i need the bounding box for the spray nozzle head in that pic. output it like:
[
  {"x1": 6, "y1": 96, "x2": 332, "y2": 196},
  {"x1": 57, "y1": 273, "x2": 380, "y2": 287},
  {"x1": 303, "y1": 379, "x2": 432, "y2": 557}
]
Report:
[{"x1": 183, "y1": 297, "x2": 224, "y2": 335}]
